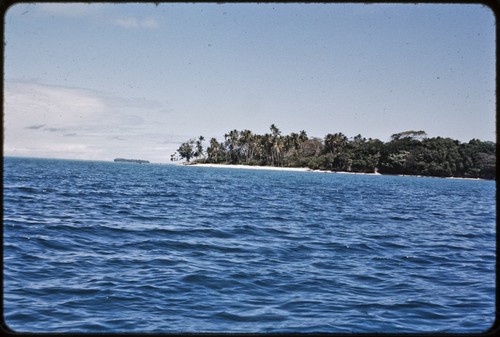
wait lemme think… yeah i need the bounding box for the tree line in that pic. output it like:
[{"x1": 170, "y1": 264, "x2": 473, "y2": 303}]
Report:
[{"x1": 170, "y1": 124, "x2": 496, "y2": 180}]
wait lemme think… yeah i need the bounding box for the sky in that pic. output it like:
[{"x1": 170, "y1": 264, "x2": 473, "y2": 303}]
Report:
[{"x1": 3, "y1": 2, "x2": 496, "y2": 163}]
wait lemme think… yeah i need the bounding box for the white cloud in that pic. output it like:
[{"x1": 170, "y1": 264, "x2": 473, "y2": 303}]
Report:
[
  {"x1": 32, "y1": 3, "x2": 106, "y2": 18},
  {"x1": 3, "y1": 81, "x2": 179, "y2": 163},
  {"x1": 114, "y1": 17, "x2": 159, "y2": 29},
  {"x1": 14, "y1": 4, "x2": 159, "y2": 31},
  {"x1": 4, "y1": 82, "x2": 105, "y2": 133},
  {"x1": 114, "y1": 17, "x2": 139, "y2": 28},
  {"x1": 141, "y1": 17, "x2": 159, "y2": 29}
]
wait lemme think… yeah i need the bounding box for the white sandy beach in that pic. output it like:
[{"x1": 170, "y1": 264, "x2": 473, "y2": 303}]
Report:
[
  {"x1": 183, "y1": 163, "x2": 383, "y2": 175},
  {"x1": 185, "y1": 163, "x2": 311, "y2": 172},
  {"x1": 182, "y1": 163, "x2": 487, "y2": 180}
]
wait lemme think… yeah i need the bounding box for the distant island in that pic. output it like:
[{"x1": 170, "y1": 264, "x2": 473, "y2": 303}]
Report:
[
  {"x1": 170, "y1": 124, "x2": 496, "y2": 180},
  {"x1": 114, "y1": 158, "x2": 150, "y2": 164}
]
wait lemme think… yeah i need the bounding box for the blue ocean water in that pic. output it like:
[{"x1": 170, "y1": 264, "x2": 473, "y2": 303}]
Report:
[{"x1": 2, "y1": 157, "x2": 496, "y2": 333}]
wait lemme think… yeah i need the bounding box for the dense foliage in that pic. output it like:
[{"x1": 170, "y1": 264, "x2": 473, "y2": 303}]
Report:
[{"x1": 171, "y1": 125, "x2": 496, "y2": 180}]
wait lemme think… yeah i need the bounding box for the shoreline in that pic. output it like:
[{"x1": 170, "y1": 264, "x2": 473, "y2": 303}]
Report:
[
  {"x1": 182, "y1": 163, "x2": 488, "y2": 181},
  {"x1": 185, "y1": 163, "x2": 311, "y2": 172}
]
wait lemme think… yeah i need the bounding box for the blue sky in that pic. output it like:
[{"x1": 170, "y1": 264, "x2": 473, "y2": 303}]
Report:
[{"x1": 4, "y1": 3, "x2": 496, "y2": 163}]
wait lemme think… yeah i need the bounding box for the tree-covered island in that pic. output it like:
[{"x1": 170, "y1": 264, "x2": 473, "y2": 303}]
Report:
[{"x1": 170, "y1": 124, "x2": 496, "y2": 180}]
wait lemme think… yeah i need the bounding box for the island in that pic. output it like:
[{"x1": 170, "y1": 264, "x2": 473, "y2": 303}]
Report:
[
  {"x1": 169, "y1": 124, "x2": 496, "y2": 180},
  {"x1": 114, "y1": 158, "x2": 150, "y2": 164}
]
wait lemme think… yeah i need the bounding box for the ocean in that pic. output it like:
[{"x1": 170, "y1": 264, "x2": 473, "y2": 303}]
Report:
[{"x1": 2, "y1": 157, "x2": 496, "y2": 333}]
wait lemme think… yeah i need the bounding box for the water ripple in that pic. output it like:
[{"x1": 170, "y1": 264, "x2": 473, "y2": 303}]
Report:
[{"x1": 3, "y1": 157, "x2": 495, "y2": 333}]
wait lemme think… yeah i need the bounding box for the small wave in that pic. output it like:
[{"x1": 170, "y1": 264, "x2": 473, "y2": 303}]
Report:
[
  {"x1": 214, "y1": 310, "x2": 286, "y2": 323},
  {"x1": 43, "y1": 287, "x2": 101, "y2": 296},
  {"x1": 278, "y1": 299, "x2": 324, "y2": 311},
  {"x1": 14, "y1": 186, "x2": 39, "y2": 193},
  {"x1": 388, "y1": 215, "x2": 417, "y2": 221},
  {"x1": 32, "y1": 237, "x2": 73, "y2": 251}
]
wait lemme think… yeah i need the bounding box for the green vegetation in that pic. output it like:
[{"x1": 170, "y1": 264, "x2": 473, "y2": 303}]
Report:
[{"x1": 170, "y1": 125, "x2": 496, "y2": 180}]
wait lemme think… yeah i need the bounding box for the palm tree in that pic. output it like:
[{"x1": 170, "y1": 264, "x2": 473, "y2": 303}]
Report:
[
  {"x1": 239, "y1": 129, "x2": 253, "y2": 163},
  {"x1": 224, "y1": 129, "x2": 240, "y2": 164},
  {"x1": 299, "y1": 130, "x2": 308, "y2": 143},
  {"x1": 270, "y1": 124, "x2": 281, "y2": 137},
  {"x1": 262, "y1": 133, "x2": 273, "y2": 165},
  {"x1": 207, "y1": 137, "x2": 220, "y2": 163},
  {"x1": 272, "y1": 139, "x2": 283, "y2": 166},
  {"x1": 175, "y1": 139, "x2": 195, "y2": 162},
  {"x1": 283, "y1": 133, "x2": 301, "y2": 166},
  {"x1": 194, "y1": 135, "x2": 205, "y2": 160},
  {"x1": 323, "y1": 133, "x2": 348, "y2": 170},
  {"x1": 252, "y1": 134, "x2": 264, "y2": 164},
  {"x1": 324, "y1": 132, "x2": 348, "y2": 154},
  {"x1": 269, "y1": 125, "x2": 284, "y2": 166}
]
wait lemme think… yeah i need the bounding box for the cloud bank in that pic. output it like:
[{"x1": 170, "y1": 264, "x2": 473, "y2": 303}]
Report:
[
  {"x1": 4, "y1": 81, "x2": 182, "y2": 163},
  {"x1": 23, "y1": 3, "x2": 160, "y2": 30},
  {"x1": 113, "y1": 17, "x2": 159, "y2": 29}
]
